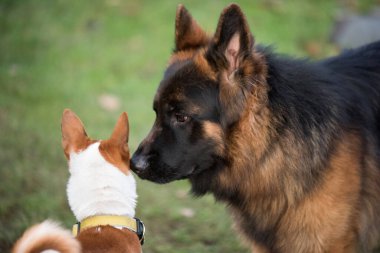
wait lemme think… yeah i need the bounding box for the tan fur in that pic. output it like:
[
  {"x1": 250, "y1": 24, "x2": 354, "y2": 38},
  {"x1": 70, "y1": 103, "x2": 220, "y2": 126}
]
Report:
[
  {"x1": 169, "y1": 49, "x2": 217, "y2": 81},
  {"x1": 193, "y1": 50, "x2": 217, "y2": 80},
  {"x1": 358, "y1": 153, "x2": 380, "y2": 251},
  {"x1": 251, "y1": 243, "x2": 270, "y2": 253},
  {"x1": 223, "y1": 107, "x2": 367, "y2": 252},
  {"x1": 274, "y1": 134, "x2": 361, "y2": 253},
  {"x1": 202, "y1": 121, "x2": 224, "y2": 156},
  {"x1": 168, "y1": 50, "x2": 195, "y2": 65}
]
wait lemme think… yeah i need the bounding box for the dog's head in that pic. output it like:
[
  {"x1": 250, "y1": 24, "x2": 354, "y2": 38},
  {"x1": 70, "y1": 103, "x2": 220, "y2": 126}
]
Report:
[
  {"x1": 131, "y1": 4, "x2": 267, "y2": 184},
  {"x1": 61, "y1": 110, "x2": 139, "y2": 221},
  {"x1": 61, "y1": 109, "x2": 131, "y2": 175}
]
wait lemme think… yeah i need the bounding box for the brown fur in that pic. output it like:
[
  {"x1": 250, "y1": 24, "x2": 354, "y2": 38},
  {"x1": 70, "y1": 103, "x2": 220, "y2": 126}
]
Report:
[
  {"x1": 168, "y1": 50, "x2": 195, "y2": 65},
  {"x1": 205, "y1": 5, "x2": 379, "y2": 250},
  {"x1": 202, "y1": 121, "x2": 225, "y2": 156},
  {"x1": 192, "y1": 6, "x2": 379, "y2": 251},
  {"x1": 193, "y1": 50, "x2": 217, "y2": 81},
  {"x1": 214, "y1": 69, "x2": 370, "y2": 252},
  {"x1": 77, "y1": 226, "x2": 141, "y2": 253},
  {"x1": 227, "y1": 131, "x2": 362, "y2": 252}
]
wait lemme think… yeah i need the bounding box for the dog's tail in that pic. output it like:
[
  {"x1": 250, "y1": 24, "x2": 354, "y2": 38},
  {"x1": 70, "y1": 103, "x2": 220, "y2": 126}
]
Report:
[{"x1": 12, "y1": 220, "x2": 81, "y2": 253}]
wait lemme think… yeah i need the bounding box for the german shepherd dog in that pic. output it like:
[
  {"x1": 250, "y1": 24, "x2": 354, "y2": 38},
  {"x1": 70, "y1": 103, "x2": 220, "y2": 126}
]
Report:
[{"x1": 131, "y1": 4, "x2": 380, "y2": 253}]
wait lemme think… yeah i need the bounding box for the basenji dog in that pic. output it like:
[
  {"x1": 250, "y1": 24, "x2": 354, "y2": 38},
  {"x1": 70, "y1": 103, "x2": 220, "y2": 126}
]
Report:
[{"x1": 13, "y1": 109, "x2": 144, "y2": 253}]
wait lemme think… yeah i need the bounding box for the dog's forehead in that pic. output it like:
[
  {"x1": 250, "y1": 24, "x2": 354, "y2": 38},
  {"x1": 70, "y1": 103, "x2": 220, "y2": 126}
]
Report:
[
  {"x1": 155, "y1": 61, "x2": 194, "y2": 106},
  {"x1": 162, "y1": 56, "x2": 216, "y2": 90},
  {"x1": 153, "y1": 80, "x2": 218, "y2": 120},
  {"x1": 164, "y1": 58, "x2": 191, "y2": 79}
]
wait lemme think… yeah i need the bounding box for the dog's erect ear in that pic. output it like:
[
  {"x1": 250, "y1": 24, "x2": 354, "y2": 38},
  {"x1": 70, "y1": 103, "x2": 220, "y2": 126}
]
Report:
[
  {"x1": 208, "y1": 5, "x2": 266, "y2": 128},
  {"x1": 110, "y1": 112, "x2": 129, "y2": 146},
  {"x1": 96, "y1": 112, "x2": 130, "y2": 174},
  {"x1": 174, "y1": 4, "x2": 209, "y2": 52},
  {"x1": 209, "y1": 4, "x2": 253, "y2": 75},
  {"x1": 61, "y1": 109, "x2": 89, "y2": 159},
  {"x1": 96, "y1": 112, "x2": 130, "y2": 173}
]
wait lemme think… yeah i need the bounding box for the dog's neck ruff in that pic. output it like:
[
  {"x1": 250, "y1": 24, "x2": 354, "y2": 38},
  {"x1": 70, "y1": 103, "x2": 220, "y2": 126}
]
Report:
[{"x1": 66, "y1": 142, "x2": 137, "y2": 222}]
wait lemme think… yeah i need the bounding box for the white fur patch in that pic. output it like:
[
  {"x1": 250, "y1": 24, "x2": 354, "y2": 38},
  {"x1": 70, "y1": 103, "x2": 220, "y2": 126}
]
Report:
[{"x1": 67, "y1": 142, "x2": 137, "y2": 221}]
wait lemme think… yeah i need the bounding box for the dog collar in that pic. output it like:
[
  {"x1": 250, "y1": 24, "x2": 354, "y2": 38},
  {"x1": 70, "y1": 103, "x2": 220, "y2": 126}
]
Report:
[{"x1": 72, "y1": 215, "x2": 145, "y2": 245}]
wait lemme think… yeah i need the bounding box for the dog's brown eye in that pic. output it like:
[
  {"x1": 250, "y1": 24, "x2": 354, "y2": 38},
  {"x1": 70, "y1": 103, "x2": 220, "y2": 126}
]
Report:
[{"x1": 175, "y1": 113, "x2": 189, "y2": 123}]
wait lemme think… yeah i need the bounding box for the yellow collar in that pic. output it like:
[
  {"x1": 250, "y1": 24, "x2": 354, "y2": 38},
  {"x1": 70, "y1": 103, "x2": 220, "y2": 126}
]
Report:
[{"x1": 72, "y1": 215, "x2": 145, "y2": 244}]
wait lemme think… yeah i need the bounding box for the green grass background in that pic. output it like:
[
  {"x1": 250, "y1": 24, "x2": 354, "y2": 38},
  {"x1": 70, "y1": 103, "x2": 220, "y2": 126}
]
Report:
[{"x1": 0, "y1": 0, "x2": 378, "y2": 252}]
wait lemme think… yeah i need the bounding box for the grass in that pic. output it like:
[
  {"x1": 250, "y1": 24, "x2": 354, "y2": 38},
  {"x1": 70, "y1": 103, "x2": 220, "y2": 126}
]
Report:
[{"x1": 0, "y1": 0, "x2": 377, "y2": 252}]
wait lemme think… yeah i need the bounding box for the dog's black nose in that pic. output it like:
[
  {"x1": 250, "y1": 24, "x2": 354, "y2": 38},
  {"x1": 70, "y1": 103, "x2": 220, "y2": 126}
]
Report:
[{"x1": 131, "y1": 154, "x2": 149, "y2": 174}]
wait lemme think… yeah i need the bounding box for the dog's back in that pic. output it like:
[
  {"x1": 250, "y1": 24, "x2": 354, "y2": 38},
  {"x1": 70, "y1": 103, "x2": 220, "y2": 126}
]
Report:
[
  {"x1": 324, "y1": 41, "x2": 380, "y2": 251},
  {"x1": 263, "y1": 41, "x2": 380, "y2": 250},
  {"x1": 322, "y1": 41, "x2": 380, "y2": 129},
  {"x1": 326, "y1": 41, "x2": 380, "y2": 140},
  {"x1": 323, "y1": 40, "x2": 380, "y2": 82},
  {"x1": 322, "y1": 41, "x2": 380, "y2": 251}
]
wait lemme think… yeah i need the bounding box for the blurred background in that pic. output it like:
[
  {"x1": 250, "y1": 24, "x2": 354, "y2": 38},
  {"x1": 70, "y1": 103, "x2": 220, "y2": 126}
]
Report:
[{"x1": 1, "y1": 0, "x2": 380, "y2": 252}]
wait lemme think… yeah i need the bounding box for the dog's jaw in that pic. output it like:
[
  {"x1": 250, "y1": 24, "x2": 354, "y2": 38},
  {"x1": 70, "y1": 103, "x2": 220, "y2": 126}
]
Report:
[{"x1": 66, "y1": 142, "x2": 137, "y2": 222}]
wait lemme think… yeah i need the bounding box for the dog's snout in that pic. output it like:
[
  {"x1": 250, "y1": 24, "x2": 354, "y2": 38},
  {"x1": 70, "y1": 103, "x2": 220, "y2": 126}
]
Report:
[
  {"x1": 131, "y1": 153, "x2": 149, "y2": 174},
  {"x1": 132, "y1": 127, "x2": 158, "y2": 175}
]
